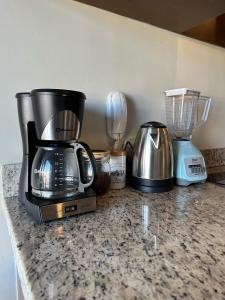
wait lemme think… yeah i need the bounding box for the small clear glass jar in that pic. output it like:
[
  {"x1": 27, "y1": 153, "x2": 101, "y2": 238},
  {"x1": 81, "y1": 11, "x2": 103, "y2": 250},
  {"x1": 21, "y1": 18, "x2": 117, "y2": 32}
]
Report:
[
  {"x1": 110, "y1": 150, "x2": 126, "y2": 189},
  {"x1": 82, "y1": 150, "x2": 111, "y2": 195}
]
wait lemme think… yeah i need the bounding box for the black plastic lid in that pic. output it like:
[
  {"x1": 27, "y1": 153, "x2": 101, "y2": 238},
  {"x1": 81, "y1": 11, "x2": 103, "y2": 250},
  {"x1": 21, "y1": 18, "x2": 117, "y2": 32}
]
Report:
[
  {"x1": 15, "y1": 92, "x2": 31, "y2": 99},
  {"x1": 31, "y1": 89, "x2": 86, "y2": 100},
  {"x1": 141, "y1": 121, "x2": 166, "y2": 128}
]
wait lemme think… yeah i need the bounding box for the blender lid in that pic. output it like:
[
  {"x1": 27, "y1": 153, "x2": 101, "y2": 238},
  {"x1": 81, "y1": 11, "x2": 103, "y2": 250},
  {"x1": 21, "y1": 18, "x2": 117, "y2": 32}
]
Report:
[
  {"x1": 141, "y1": 121, "x2": 166, "y2": 128},
  {"x1": 164, "y1": 88, "x2": 200, "y2": 97},
  {"x1": 31, "y1": 89, "x2": 86, "y2": 99}
]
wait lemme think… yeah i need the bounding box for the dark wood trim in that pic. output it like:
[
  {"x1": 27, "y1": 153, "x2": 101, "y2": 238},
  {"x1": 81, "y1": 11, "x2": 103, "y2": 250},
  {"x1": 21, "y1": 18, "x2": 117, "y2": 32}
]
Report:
[
  {"x1": 183, "y1": 13, "x2": 225, "y2": 48},
  {"x1": 75, "y1": 0, "x2": 225, "y2": 48}
]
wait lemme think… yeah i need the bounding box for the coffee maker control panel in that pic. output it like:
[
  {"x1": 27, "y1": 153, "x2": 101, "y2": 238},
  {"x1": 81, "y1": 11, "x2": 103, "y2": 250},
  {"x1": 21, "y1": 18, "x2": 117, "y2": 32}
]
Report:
[
  {"x1": 65, "y1": 204, "x2": 77, "y2": 213},
  {"x1": 38, "y1": 192, "x2": 96, "y2": 222}
]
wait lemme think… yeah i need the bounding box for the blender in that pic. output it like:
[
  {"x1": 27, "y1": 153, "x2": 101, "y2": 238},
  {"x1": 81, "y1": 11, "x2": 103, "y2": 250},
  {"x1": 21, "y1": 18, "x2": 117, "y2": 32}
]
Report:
[{"x1": 164, "y1": 88, "x2": 211, "y2": 186}]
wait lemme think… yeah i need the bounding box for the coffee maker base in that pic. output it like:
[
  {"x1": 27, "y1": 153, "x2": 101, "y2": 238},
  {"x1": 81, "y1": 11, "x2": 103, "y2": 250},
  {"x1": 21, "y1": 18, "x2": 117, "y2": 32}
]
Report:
[{"x1": 23, "y1": 189, "x2": 96, "y2": 223}]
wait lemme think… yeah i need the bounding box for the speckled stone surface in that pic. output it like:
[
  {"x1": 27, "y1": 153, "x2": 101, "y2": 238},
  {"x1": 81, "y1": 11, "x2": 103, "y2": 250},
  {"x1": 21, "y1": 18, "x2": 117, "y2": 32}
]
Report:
[
  {"x1": 1, "y1": 163, "x2": 21, "y2": 197},
  {"x1": 202, "y1": 148, "x2": 225, "y2": 168},
  {"x1": 1, "y1": 164, "x2": 225, "y2": 300}
]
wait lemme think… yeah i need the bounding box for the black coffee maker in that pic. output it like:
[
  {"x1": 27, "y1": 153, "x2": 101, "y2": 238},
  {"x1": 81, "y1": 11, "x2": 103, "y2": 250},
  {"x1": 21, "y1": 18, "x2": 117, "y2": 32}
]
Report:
[{"x1": 16, "y1": 89, "x2": 96, "y2": 223}]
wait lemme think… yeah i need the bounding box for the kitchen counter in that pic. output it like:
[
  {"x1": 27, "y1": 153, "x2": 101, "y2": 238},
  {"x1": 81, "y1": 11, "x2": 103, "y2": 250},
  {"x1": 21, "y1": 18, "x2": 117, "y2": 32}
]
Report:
[{"x1": 1, "y1": 164, "x2": 225, "y2": 300}]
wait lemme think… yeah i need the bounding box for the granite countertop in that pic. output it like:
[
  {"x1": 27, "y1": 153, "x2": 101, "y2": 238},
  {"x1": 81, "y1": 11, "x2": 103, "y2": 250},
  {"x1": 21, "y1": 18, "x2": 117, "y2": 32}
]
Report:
[
  {"x1": 207, "y1": 165, "x2": 225, "y2": 174},
  {"x1": 1, "y1": 165, "x2": 225, "y2": 300}
]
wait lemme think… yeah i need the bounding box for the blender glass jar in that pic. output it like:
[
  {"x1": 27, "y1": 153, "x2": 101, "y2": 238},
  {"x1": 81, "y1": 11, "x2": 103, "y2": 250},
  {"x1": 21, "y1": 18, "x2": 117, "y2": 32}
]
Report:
[{"x1": 165, "y1": 89, "x2": 200, "y2": 139}]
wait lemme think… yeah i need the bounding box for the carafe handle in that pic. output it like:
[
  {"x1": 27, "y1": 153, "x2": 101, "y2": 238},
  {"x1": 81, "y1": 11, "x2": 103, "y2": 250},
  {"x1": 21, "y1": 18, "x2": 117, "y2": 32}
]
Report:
[{"x1": 73, "y1": 142, "x2": 97, "y2": 192}]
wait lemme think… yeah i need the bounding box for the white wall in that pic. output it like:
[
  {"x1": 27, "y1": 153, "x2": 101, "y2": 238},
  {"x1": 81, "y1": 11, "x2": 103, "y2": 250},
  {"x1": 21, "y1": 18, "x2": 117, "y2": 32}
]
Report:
[{"x1": 0, "y1": 0, "x2": 225, "y2": 164}]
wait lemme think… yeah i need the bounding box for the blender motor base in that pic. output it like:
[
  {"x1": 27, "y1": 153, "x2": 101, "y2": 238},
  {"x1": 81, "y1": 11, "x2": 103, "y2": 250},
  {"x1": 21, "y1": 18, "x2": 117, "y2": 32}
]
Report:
[{"x1": 175, "y1": 178, "x2": 206, "y2": 186}]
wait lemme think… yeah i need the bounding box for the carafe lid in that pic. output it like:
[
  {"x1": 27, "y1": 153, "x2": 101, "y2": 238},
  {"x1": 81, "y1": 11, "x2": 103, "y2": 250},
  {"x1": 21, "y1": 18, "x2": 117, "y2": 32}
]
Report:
[{"x1": 141, "y1": 121, "x2": 166, "y2": 128}]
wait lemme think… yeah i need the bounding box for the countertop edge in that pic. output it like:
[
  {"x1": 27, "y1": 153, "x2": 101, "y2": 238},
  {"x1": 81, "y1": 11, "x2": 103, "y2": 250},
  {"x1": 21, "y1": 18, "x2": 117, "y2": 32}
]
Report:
[
  {"x1": 1, "y1": 196, "x2": 35, "y2": 300},
  {"x1": 0, "y1": 165, "x2": 35, "y2": 300}
]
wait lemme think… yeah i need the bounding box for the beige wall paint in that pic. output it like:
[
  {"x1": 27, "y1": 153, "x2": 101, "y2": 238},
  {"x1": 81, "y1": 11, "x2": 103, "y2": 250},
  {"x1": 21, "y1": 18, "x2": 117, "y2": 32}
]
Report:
[
  {"x1": 175, "y1": 37, "x2": 225, "y2": 148},
  {"x1": 0, "y1": 0, "x2": 225, "y2": 164}
]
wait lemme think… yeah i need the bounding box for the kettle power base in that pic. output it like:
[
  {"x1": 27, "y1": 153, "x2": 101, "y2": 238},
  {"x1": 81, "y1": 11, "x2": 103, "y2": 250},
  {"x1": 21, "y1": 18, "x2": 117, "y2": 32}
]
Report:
[
  {"x1": 131, "y1": 183, "x2": 173, "y2": 193},
  {"x1": 23, "y1": 189, "x2": 96, "y2": 223},
  {"x1": 130, "y1": 177, "x2": 174, "y2": 193}
]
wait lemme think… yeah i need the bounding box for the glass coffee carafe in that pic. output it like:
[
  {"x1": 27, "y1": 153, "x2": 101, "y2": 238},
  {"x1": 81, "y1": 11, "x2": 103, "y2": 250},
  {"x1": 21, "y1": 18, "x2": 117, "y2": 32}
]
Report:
[{"x1": 31, "y1": 143, "x2": 95, "y2": 199}]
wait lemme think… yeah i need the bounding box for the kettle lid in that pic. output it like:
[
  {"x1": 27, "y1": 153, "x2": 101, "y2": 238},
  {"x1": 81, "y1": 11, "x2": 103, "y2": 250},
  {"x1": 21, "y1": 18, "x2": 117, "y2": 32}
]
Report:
[{"x1": 141, "y1": 121, "x2": 166, "y2": 128}]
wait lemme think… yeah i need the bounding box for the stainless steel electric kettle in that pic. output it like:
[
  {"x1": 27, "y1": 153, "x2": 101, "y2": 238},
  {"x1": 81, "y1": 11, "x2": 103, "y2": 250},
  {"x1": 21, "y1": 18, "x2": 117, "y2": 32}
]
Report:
[{"x1": 131, "y1": 121, "x2": 173, "y2": 193}]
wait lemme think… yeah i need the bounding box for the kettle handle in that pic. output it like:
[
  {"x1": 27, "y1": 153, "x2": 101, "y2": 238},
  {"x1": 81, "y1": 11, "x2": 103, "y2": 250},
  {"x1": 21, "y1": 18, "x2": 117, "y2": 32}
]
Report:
[
  {"x1": 73, "y1": 142, "x2": 97, "y2": 192},
  {"x1": 124, "y1": 141, "x2": 133, "y2": 154}
]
